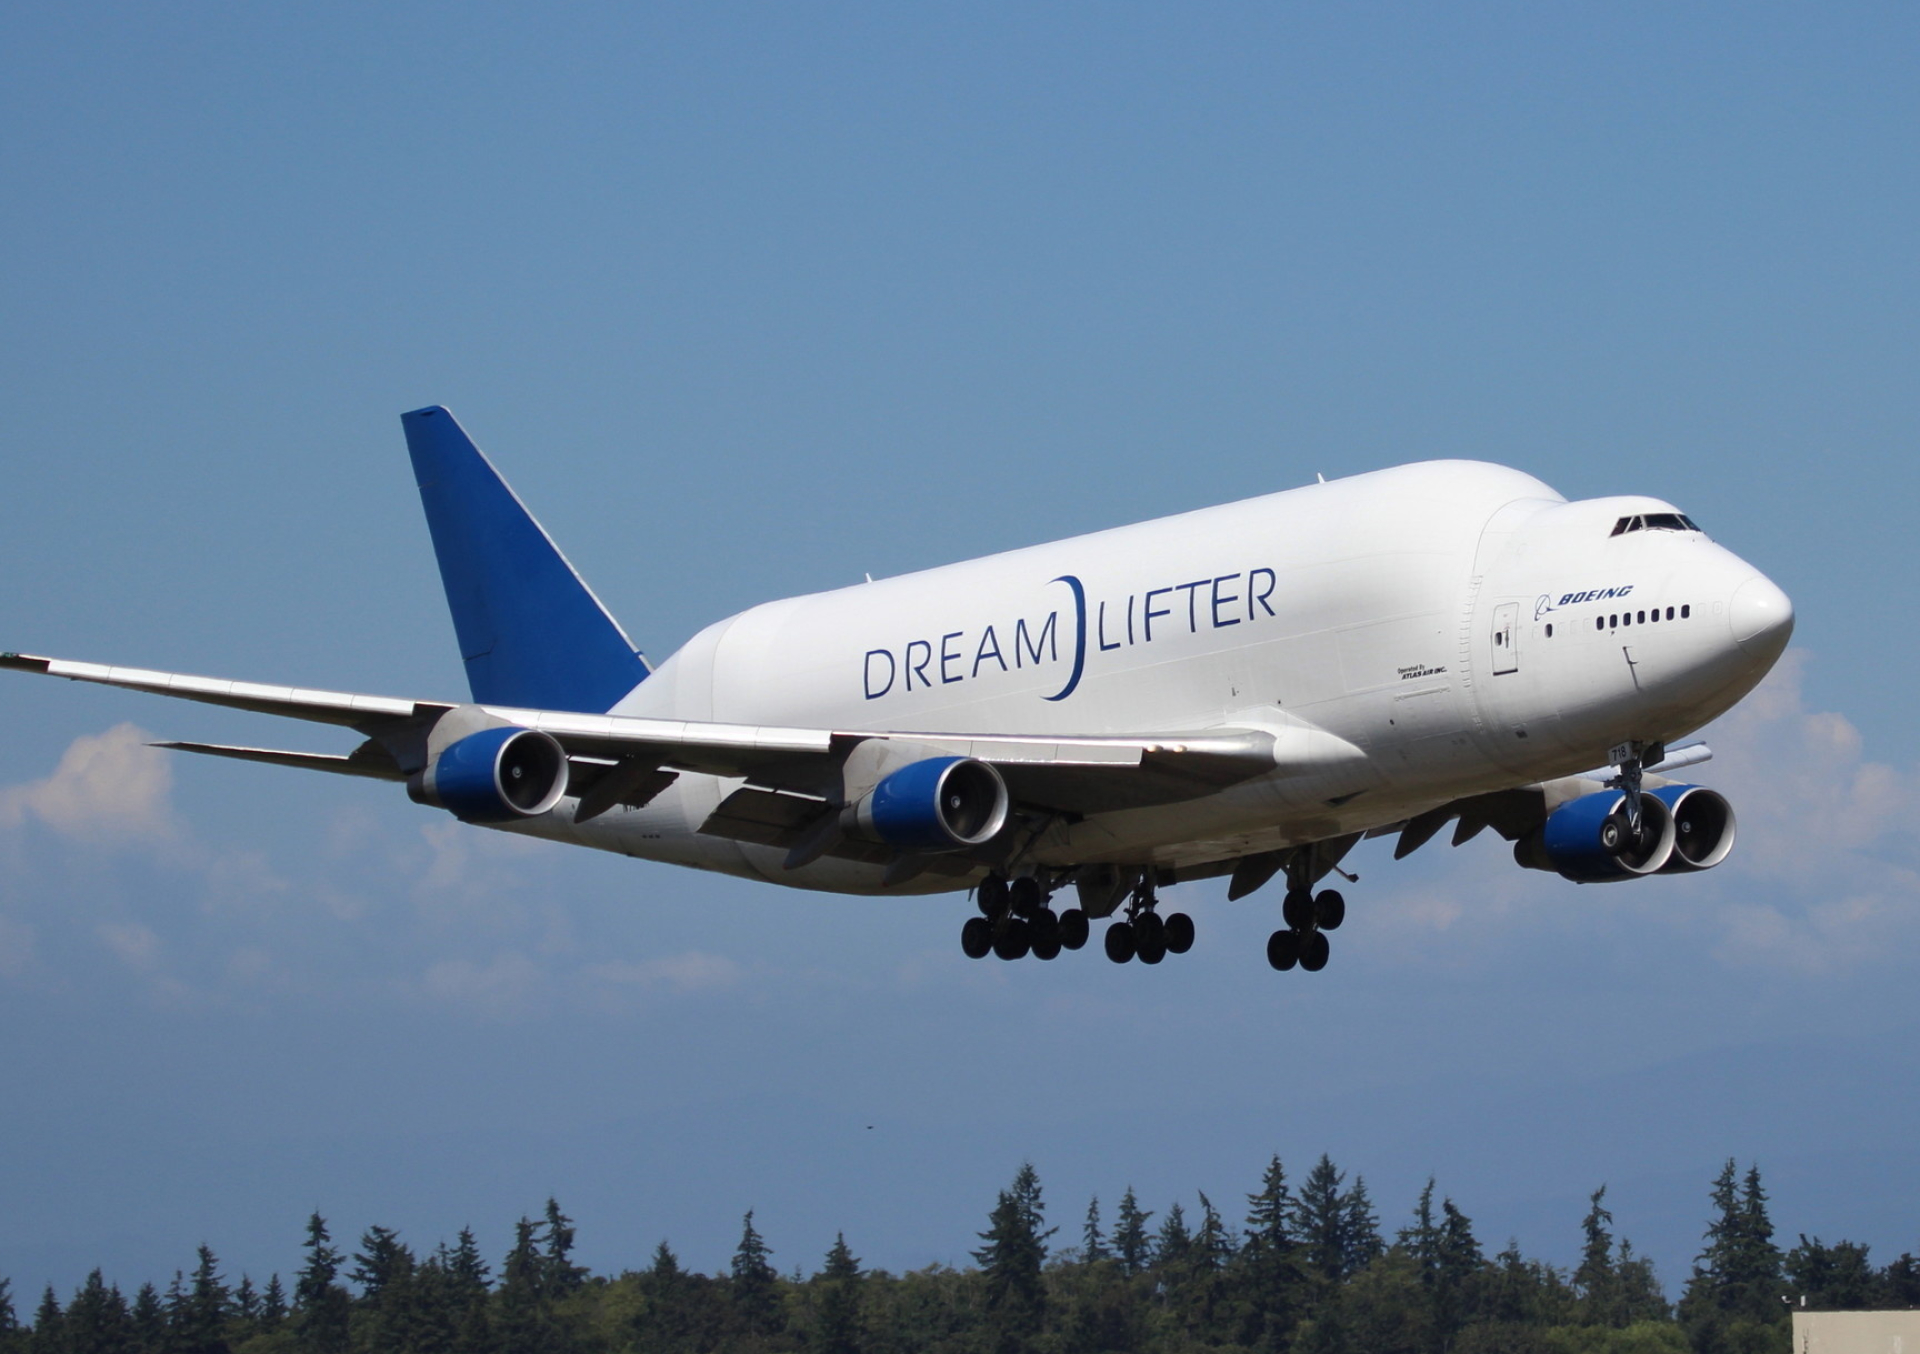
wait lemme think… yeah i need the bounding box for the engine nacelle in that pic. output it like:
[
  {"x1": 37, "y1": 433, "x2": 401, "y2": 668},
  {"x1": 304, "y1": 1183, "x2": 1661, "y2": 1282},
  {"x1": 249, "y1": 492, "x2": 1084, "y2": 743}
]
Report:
[
  {"x1": 854, "y1": 756, "x2": 1009, "y2": 852},
  {"x1": 1515, "y1": 788, "x2": 1677, "y2": 882},
  {"x1": 408, "y1": 726, "x2": 570, "y2": 822},
  {"x1": 1651, "y1": 784, "x2": 1736, "y2": 872}
]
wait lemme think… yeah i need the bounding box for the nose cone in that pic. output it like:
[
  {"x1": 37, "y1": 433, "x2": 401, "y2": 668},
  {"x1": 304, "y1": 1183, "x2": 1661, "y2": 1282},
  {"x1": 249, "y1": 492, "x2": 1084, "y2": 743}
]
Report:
[{"x1": 1729, "y1": 573, "x2": 1794, "y2": 659}]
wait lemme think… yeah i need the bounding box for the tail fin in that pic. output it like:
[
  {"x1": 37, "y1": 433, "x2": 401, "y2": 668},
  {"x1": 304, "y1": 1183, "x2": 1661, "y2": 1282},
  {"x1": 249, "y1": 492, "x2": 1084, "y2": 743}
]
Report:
[{"x1": 401, "y1": 406, "x2": 650, "y2": 714}]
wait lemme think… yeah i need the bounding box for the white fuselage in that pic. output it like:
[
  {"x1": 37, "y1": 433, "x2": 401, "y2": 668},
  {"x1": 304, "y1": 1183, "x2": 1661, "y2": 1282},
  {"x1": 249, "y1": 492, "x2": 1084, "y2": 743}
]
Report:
[{"x1": 515, "y1": 461, "x2": 1791, "y2": 894}]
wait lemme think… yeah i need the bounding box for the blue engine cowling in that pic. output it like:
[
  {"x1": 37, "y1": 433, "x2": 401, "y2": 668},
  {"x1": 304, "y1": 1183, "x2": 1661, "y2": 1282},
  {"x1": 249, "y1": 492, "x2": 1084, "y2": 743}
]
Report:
[
  {"x1": 855, "y1": 756, "x2": 1010, "y2": 852},
  {"x1": 1650, "y1": 784, "x2": 1736, "y2": 872},
  {"x1": 408, "y1": 726, "x2": 570, "y2": 822},
  {"x1": 1515, "y1": 788, "x2": 1677, "y2": 882}
]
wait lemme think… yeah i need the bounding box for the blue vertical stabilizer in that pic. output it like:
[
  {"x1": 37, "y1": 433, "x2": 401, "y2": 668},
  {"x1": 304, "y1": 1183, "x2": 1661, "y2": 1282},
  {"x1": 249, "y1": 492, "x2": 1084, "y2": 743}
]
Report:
[{"x1": 402, "y1": 406, "x2": 649, "y2": 713}]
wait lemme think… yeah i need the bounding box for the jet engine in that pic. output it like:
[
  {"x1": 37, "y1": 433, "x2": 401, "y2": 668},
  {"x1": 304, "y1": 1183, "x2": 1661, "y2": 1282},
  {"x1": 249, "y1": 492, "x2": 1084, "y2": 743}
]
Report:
[
  {"x1": 854, "y1": 756, "x2": 1009, "y2": 852},
  {"x1": 1650, "y1": 784, "x2": 1736, "y2": 872},
  {"x1": 1514, "y1": 788, "x2": 1678, "y2": 882},
  {"x1": 408, "y1": 725, "x2": 570, "y2": 822}
]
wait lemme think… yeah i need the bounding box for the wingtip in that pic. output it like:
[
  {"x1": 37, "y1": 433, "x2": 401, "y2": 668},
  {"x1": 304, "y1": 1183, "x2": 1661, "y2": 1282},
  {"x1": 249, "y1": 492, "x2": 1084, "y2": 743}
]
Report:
[{"x1": 0, "y1": 652, "x2": 51, "y2": 674}]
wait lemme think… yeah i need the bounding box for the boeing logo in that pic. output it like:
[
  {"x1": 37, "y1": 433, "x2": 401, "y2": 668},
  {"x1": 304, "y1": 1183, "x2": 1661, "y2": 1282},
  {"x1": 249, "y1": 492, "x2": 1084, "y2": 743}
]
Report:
[{"x1": 1536, "y1": 584, "x2": 1635, "y2": 619}]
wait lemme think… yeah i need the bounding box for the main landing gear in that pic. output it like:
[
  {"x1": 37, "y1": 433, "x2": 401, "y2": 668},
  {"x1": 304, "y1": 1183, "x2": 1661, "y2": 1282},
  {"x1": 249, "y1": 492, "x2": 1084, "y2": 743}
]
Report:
[
  {"x1": 1102, "y1": 880, "x2": 1195, "y2": 966},
  {"x1": 1267, "y1": 854, "x2": 1346, "y2": 974},
  {"x1": 960, "y1": 875, "x2": 1091, "y2": 962}
]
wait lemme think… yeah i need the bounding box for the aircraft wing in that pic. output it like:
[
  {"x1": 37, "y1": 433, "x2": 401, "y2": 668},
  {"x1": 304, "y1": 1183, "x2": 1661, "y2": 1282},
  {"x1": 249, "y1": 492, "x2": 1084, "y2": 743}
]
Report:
[{"x1": 1, "y1": 652, "x2": 1338, "y2": 823}]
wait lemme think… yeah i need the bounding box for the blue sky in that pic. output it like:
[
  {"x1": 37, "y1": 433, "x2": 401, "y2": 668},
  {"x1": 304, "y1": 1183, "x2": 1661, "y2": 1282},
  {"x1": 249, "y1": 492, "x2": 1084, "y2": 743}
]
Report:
[{"x1": 2, "y1": 0, "x2": 1916, "y2": 1302}]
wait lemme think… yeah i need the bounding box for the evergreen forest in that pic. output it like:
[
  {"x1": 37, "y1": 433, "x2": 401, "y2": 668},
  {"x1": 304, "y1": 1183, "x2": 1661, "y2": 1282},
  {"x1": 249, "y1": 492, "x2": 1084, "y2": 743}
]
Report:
[{"x1": 3, "y1": 1157, "x2": 1914, "y2": 1354}]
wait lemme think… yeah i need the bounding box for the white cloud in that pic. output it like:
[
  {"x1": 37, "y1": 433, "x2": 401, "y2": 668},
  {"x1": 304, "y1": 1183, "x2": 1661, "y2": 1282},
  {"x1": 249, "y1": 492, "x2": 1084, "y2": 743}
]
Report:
[
  {"x1": 0, "y1": 724, "x2": 180, "y2": 847},
  {"x1": 584, "y1": 951, "x2": 743, "y2": 994},
  {"x1": 418, "y1": 951, "x2": 546, "y2": 1017},
  {"x1": 95, "y1": 921, "x2": 162, "y2": 971}
]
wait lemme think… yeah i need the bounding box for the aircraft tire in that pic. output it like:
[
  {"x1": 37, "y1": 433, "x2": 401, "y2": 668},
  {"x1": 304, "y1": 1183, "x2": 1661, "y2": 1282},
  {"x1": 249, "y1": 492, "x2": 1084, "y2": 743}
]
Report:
[
  {"x1": 1136, "y1": 928, "x2": 1167, "y2": 965},
  {"x1": 1282, "y1": 889, "x2": 1315, "y2": 931},
  {"x1": 1135, "y1": 911, "x2": 1165, "y2": 950},
  {"x1": 1105, "y1": 922, "x2": 1136, "y2": 964},
  {"x1": 1299, "y1": 931, "x2": 1331, "y2": 972},
  {"x1": 1058, "y1": 908, "x2": 1090, "y2": 950},
  {"x1": 1315, "y1": 890, "x2": 1346, "y2": 930},
  {"x1": 961, "y1": 916, "x2": 992, "y2": 960},
  {"x1": 1009, "y1": 876, "x2": 1045, "y2": 917},
  {"x1": 1266, "y1": 929, "x2": 1299, "y2": 971},
  {"x1": 1030, "y1": 909, "x2": 1061, "y2": 951},
  {"x1": 1031, "y1": 933, "x2": 1062, "y2": 961},
  {"x1": 978, "y1": 875, "x2": 1010, "y2": 919},
  {"x1": 1163, "y1": 912, "x2": 1194, "y2": 954},
  {"x1": 994, "y1": 920, "x2": 1031, "y2": 961}
]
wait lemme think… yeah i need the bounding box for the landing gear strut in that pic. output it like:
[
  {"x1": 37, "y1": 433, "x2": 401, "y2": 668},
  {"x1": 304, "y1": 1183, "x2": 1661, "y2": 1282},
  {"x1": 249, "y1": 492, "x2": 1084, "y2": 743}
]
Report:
[{"x1": 1267, "y1": 848, "x2": 1348, "y2": 974}]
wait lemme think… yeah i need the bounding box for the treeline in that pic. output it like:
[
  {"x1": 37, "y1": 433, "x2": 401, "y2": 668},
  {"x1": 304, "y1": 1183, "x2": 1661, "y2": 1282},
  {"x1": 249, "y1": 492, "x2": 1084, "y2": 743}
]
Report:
[{"x1": 3, "y1": 1157, "x2": 1915, "y2": 1354}]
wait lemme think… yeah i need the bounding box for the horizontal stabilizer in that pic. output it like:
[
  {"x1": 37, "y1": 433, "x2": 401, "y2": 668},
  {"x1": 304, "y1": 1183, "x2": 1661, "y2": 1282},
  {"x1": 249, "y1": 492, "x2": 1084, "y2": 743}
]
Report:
[{"x1": 155, "y1": 739, "x2": 405, "y2": 781}]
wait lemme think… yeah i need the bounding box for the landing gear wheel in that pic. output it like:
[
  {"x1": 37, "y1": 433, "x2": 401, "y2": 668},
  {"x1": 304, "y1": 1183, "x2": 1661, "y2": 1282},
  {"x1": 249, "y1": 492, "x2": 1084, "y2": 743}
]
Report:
[
  {"x1": 1163, "y1": 912, "x2": 1195, "y2": 954},
  {"x1": 977, "y1": 875, "x2": 1010, "y2": 919},
  {"x1": 960, "y1": 916, "x2": 992, "y2": 959},
  {"x1": 1266, "y1": 929, "x2": 1299, "y2": 971},
  {"x1": 1105, "y1": 922, "x2": 1136, "y2": 964},
  {"x1": 993, "y1": 920, "x2": 1031, "y2": 961},
  {"x1": 1282, "y1": 888, "x2": 1315, "y2": 931},
  {"x1": 1299, "y1": 930, "x2": 1330, "y2": 972},
  {"x1": 1031, "y1": 932, "x2": 1062, "y2": 961},
  {"x1": 1058, "y1": 908, "x2": 1090, "y2": 951},
  {"x1": 1315, "y1": 890, "x2": 1345, "y2": 931},
  {"x1": 1030, "y1": 909, "x2": 1061, "y2": 952},
  {"x1": 1135, "y1": 910, "x2": 1166, "y2": 964},
  {"x1": 1009, "y1": 876, "x2": 1045, "y2": 917}
]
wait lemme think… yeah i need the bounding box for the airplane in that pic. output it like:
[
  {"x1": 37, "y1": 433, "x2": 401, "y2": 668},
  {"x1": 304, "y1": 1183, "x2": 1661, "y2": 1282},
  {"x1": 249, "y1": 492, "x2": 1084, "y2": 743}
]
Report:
[{"x1": 2, "y1": 407, "x2": 1794, "y2": 973}]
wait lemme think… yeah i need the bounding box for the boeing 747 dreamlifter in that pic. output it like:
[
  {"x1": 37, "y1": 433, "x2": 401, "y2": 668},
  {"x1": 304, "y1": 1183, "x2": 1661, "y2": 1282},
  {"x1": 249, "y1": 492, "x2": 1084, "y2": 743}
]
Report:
[{"x1": 3, "y1": 408, "x2": 1793, "y2": 972}]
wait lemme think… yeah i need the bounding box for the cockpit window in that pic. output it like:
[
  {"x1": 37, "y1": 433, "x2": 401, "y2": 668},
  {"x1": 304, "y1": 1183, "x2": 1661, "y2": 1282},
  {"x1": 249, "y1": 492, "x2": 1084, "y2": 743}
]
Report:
[{"x1": 1610, "y1": 512, "x2": 1701, "y2": 536}]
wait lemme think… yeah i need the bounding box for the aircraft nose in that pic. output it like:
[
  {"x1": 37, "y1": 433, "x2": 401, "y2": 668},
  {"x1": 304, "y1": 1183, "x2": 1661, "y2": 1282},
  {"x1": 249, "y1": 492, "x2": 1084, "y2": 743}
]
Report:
[{"x1": 1729, "y1": 573, "x2": 1794, "y2": 657}]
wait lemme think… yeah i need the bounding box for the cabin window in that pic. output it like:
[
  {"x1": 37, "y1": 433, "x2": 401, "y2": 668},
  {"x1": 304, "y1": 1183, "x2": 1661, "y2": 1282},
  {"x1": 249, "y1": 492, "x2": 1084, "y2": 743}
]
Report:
[
  {"x1": 1666, "y1": 606, "x2": 1675, "y2": 620},
  {"x1": 1545, "y1": 623, "x2": 1554, "y2": 637},
  {"x1": 1681, "y1": 604, "x2": 1690, "y2": 618}
]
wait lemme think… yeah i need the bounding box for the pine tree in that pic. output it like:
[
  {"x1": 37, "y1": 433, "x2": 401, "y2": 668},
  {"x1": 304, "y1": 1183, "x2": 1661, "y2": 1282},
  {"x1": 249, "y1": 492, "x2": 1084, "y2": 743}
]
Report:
[
  {"x1": 1082, "y1": 1197, "x2": 1109, "y2": 1263},
  {"x1": 29, "y1": 1285, "x2": 61, "y2": 1354},
  {"x1": 1400, "y1": 1179, "x2": 1442, "y2": 1285},
  {"x1": 64, "y1": 1269, "x2": 132, "y2": 1354},
  {"x1": 182, "y1": 1245, "x2": 231, "y2": 1354},
  {"x1": 129, "y1": 1282, "x2": 166, "y2": 1352},
  {"x1": 259, "y1": 1275, "x2": 288, "y2": 1332},
  {"x1": 350, "y1": 1225, "x2": 419, "y2": 1354},
  {"x1": 233, "y1": 1275, "x2": 258, "y2": 1328},
  {"x1": 1343, "y1": 1175, "x2": 1383, "y2": 1273},
  {"x1": 1295, "y1": 1155, "x2": 1349, "y2": 1284},
  {"x1": 1575, "y1": 1185, "x2": 1618, "y2": 1324},
  {"x1": 541, "y1": 1199, "x2": 587, "y2": 1300},
  {"x1": 294, "y1": 1213, "x2": 350, "y2": 1354},
  {"x1": 1238, "y1": 1155, "x2": 1305, "y2": 1352},
  {"x1": 1113, "y1": 1187, "x2": 1155, "y2": 1277},
  {"x1": 1156, "y1": 1201, "x2": 1193, "y2": 1275},
  {"x1": 812, "y1": 1233, "x2": 863, "y2": 1354},
  {"x1": 495, "y1": 1217, "x2": 554, "y2": 1354},
  {"x1": 1681, "y1": 1159, "x2": 1786, "y2": 1351},
  {"x1": 731, "y1": 1209, "x2": 783, "y2": 1339},
  {"x1": 972, "y1": 1163, "x2": 1054, "y2": 1354},
  {"x1": 0, "y1": 1279, "x2": 15, "y2": 1344}
]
